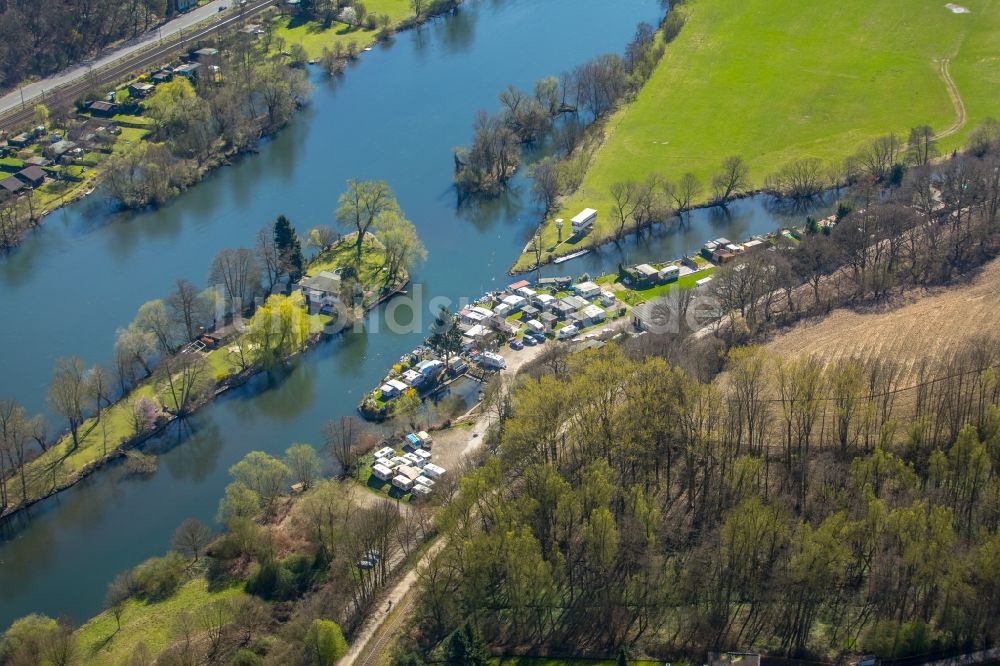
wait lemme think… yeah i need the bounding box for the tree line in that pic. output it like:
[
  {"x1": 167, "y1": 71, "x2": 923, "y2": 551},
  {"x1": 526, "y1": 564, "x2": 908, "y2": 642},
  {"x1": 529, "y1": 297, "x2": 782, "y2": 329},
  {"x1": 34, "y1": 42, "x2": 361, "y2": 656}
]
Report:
[
  {"x1": 2, "y1": 181, "x2": 425, "y2": 516},
  {"x1": 707, "y1": 124, "x2": 1000, "y2": 346},
  {"x1": 455, "y1": 8, "x2": 684, "y2": 199},
  {"x1": 0, "y1": 0, "x2": 174, "y2": 93}
]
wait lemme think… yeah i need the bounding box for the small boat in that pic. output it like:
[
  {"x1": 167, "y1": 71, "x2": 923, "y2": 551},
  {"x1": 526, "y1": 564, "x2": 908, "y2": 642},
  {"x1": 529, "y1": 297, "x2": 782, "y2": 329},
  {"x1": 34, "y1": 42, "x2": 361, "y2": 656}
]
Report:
[{"x1": 553, "y1": 249, "x2": 590, "y2": 264}]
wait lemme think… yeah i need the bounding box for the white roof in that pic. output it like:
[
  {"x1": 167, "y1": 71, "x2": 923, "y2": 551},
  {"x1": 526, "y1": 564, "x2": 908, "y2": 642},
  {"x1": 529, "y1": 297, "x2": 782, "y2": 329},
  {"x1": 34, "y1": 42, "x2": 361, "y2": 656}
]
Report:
[
  {"x1": 574, "y1": 281, "x2": 600, "y2": 292},
  {"x1": 696, "y1": 276, "x2": 713, "y2": 286},
  {"x1": 535, "y1": 293, "x2": 555, "y2": 303},
  {"x1": 515, "y1": 287, "x2": 537, "y2": 298},
  {"x1": 470, "y1": 306, "x2": 494, "y2": 317},
  {"x1": 502, "y1": 294, "x2": 527, "y2": 307},
  {"x1": 635, "y1": 263, "x2": 658, "y2": 275},
  {"x1": 660, "y1": 265, "x2": 680, "y2": 273},
  {"x1": 466, "y1": 324, "x2": 490, "y2": 338},
  {"x1": 372, "y1": 464, "x2": 394, "y2": 476},
  {"x1": 571, "y1": 208, "x2": 597, "y2": 223},
  {"x1": 582, "y1": 305, "x2": 605, "y2": 318},
  {"x1": 423, "y1": 463, "x2": 446, "y2": 477},
  {"x1": 387, "y1": 379, "x2": 408, "y2": 391}
]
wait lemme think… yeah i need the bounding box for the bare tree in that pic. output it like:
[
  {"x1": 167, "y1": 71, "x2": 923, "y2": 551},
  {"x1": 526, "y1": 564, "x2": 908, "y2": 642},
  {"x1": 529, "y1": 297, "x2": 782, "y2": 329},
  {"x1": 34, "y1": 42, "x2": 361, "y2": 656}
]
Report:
[
  {"x1": 156, "y1": 352, "x2": 210, "y2": 415},
  {"x1": 135, "y1": 299, "x2": 177, "y2": 354},
  {"x1": 610, "y1": 180, "x2": 640, "y2": 236},
  {"x1": 171, "y1": 517, "x2": 214, "y2": 562},
  {"x1": 336, "y1": 179, "x2": 399, "y2": 262},
  {"x1": 48, "y1": 357, "x2": 91, "y2": 450},
  {"x1": 666, "y1": 172, "x2": 703, "y2": 212},
  {"x1": 208, "y1": 248, "x2": 262, "y2": 315},
  {"x1": 256, "y1": 224, "x2": 282, "y2": 292},
  {"x1": 323, "y1": 415, "x2": 370, "y2": 478},
  {"x1": 712, "y1": 155, "x2": 750, "y2": 202},
  {"x1": 166, "y1": 278, "x2": 212, "y2": 343}
]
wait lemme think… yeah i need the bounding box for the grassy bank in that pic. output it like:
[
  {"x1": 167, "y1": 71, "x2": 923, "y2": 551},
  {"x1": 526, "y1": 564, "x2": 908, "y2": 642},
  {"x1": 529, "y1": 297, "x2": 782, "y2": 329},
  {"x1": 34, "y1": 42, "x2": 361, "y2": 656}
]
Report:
[
  {"x1": 75, "y1": 578, "x2": 247, "y2": 665},
  {"x1": 0, "y1": 236, "x2": 406, "y2": 521},
  {"x1": 271, "y1": 0, "x2": 414, "y2": 58},
  {"x1": 512, "y1": 0, "x2": 999, "y2": 271}
]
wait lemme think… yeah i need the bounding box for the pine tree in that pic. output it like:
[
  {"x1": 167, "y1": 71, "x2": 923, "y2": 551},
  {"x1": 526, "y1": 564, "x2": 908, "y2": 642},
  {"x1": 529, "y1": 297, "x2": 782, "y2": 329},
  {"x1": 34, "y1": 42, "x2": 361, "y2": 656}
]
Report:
[{"x1": 273, "y1": 215, "x2": 305, "y2": 282}]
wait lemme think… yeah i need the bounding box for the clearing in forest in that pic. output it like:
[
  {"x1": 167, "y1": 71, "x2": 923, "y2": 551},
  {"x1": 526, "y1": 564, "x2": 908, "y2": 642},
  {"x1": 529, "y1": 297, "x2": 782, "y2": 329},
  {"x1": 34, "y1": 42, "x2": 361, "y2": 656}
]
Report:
[{"x1": 764, "y1": 257, "x2": 1000, "y2": 385}]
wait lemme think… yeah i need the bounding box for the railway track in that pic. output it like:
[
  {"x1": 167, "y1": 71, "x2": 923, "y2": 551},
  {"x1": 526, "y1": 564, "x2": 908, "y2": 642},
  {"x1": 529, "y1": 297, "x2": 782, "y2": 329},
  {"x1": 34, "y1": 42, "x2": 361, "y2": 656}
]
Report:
[{"x1": 0, "y1": 0, "x2": 275, "y2": 133}]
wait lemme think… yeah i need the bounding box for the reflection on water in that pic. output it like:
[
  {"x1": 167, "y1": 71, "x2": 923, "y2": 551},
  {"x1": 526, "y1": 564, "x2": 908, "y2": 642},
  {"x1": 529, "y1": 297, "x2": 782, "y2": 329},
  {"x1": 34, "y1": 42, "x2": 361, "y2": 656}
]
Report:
[{"x1": 0, "y1": 0, "x2": 761, "y2": 628}]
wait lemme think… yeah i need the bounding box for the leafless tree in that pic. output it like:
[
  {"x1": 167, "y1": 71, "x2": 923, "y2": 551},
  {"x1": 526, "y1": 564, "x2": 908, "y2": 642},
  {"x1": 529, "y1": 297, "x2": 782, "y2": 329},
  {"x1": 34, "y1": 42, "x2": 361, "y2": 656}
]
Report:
[{"x1": 712, "y1": 155, "x2": 750, "y2": 202}]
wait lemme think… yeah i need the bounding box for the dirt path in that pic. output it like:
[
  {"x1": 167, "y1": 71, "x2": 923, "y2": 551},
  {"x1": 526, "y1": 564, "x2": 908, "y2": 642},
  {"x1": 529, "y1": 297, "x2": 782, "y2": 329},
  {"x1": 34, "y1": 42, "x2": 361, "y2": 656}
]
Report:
[
  {"x1": 339, "y1": 343, "x2": 549, "y2": 666},
  {"x1": 933, "y1": 58, "x2": 968, "y2": 141}
]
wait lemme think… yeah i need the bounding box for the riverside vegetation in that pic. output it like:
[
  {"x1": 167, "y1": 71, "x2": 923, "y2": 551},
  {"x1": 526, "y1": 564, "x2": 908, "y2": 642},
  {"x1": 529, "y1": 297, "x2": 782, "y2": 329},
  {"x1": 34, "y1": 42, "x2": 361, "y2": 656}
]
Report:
[
  {"x1": 510, "y1": 0, "x2": 1000, "y2": 271},
  {"x1": 0, "y1": 180, "x2": 423, "y2": 519},
  {"x1": 384, "y1": 133, "x2": 1000, "y2": 663},
  {"x1": 3, "y1": 127, "x2": 999, "y2": 666}
]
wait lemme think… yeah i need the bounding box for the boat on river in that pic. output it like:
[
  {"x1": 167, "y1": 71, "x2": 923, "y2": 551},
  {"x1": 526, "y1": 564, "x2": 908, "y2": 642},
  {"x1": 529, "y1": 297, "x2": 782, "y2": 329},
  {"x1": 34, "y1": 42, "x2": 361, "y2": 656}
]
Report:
[{"x1": 554, "y1": 249, "x2": 590, "y2": 264}]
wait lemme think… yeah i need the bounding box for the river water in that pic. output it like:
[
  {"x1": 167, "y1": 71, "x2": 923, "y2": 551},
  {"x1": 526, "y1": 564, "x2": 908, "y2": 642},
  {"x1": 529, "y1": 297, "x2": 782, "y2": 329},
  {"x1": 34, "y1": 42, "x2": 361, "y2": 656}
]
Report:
[{"x1": 0, "y1": 0, "x2": 833, "y2": 628}]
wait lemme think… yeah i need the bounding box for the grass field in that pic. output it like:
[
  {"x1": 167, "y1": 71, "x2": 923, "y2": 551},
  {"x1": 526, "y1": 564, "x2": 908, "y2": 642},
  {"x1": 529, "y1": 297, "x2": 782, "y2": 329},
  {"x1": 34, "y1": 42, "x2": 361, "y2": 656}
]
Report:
[
  {"x1": 75, "y1": 578, "x2": 246, "y2": 665},
  {"x1": 271, "y1": 0, "x2": 413, "y2": 59},
  {"x1": 513, "y1": 0, "x2": 1000, "y2": 271}
]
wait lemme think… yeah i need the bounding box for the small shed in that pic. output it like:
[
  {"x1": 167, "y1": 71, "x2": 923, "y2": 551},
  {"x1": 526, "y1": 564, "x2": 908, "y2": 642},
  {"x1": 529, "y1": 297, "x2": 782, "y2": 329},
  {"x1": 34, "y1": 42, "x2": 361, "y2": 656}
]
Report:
[
  {"x1": 87, "y1": 100, "x2": 118, "y2": 117},
  {"x1": 15, "y1": 165, "x2": 46, "y2": 188},
  {"x1": 128, "y1": 82, "x2": 155, "y2": 98},
  {"x1": 539, "y1": 312, "x2": 558, "y2": 330},
  {"x1": 561, "y1": 295, "x2": 589, "y2": 310},
  {"x1": 580, "y1": 304, "x2": 607, "y2": 325},
  {"x1": 634, "y1": 264, "x2": 659, "y2": 284},
  {"x1": 552, "y1": 301, "x2": 576, "y2": 320},
  {"x1": 0, "y1": 176, "x2": 25, "y2": 196},
  {"x1": 507, "y1": 279, "x2": 530, "y2": 292}
]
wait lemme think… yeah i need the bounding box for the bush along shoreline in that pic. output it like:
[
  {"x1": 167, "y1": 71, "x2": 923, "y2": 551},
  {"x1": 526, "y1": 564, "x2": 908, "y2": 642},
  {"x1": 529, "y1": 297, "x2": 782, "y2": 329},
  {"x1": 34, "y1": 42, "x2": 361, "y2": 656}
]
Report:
[{"x1": 0, "y1": 189, "x2": 425, "y2": 523}]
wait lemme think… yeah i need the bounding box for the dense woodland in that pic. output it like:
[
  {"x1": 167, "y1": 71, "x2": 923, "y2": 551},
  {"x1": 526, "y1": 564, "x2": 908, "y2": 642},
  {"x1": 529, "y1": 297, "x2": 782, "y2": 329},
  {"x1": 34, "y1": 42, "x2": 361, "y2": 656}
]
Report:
[{"x1": 0, "y1": 0, "x2": 172, "y2": 92}]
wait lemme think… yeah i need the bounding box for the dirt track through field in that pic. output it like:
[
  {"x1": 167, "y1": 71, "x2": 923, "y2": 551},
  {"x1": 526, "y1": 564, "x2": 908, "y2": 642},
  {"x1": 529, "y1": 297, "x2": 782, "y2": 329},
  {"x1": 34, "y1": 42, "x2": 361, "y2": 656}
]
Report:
[
  {"x1": 934, "y1": 57, "x2": 968, "y2": 141},
  {"x1": 765, "y1": 257, "x2": 1000, "y2": 383}
]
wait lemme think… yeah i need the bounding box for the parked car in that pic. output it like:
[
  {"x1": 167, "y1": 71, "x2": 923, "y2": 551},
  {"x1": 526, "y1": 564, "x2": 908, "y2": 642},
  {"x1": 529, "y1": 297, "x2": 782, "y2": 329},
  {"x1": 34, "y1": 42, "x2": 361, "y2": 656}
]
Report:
[
  {"x1": 526, "y1": 331, "x2": 546, "y2": 344},
  {"x1": 521, "y1": 335, "x2": 537, "y2": 346},
  {"x1": 509, "y1": 339, "x2": 524, "y2": 350}
]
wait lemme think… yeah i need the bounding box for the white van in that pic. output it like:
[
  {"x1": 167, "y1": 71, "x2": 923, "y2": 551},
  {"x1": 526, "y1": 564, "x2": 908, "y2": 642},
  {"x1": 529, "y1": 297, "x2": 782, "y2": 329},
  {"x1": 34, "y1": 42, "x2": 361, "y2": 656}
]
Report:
[{"x1": 558, "y1": 324, "x2": 579, "y2": 340}]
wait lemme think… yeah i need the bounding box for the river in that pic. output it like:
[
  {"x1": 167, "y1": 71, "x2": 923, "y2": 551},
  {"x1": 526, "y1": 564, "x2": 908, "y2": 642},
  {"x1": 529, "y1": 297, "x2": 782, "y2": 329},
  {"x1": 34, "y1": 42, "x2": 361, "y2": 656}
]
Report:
[{"x1": 0, "y1": 0, "x2": 834, "y2": 628}]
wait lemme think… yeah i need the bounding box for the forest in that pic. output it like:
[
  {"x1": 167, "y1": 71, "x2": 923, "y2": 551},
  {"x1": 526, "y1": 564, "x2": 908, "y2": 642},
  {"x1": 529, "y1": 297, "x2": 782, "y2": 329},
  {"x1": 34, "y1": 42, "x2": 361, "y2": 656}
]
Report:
[{"x1": 0, "y1": 0, "x2": 173, "y2": 92}]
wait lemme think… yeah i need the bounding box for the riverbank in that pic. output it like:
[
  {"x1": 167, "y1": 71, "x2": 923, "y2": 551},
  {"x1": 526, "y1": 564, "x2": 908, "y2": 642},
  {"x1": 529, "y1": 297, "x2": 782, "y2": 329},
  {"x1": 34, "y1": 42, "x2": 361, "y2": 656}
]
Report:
[
  {"x1": 0, "y1": 0, "x2": 669, "y2": 630},
  {"x1": 0, "y1": 235, "x2": 407, "y2": 523},
  {"x1": 0, "y1": 1, "x2": 462, "y2": 253},
  {"x1": 510, "y1": 0, "x2": 997, "y2": 273}
]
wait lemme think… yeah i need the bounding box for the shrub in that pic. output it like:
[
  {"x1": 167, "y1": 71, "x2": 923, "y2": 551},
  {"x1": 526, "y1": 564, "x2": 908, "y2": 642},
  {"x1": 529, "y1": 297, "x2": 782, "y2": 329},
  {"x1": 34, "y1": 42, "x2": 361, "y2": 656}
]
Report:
[
  {"x1": 133, "y1": 552, "x2": 187, "y2": 600},
  {"x1": 245, "y1": 559, "x2": 296, "y2": 601},
  {"x1": 230, "y1": 648, "x2": 264, "y2": 665}
]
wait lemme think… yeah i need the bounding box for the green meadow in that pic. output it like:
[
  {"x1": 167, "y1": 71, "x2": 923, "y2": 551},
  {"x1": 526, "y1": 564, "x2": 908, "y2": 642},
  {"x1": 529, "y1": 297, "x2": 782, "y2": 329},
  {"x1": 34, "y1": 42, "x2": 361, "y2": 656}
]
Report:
[{"x1": 514, "y1": 0, "x2": 1000, "y2": 271}]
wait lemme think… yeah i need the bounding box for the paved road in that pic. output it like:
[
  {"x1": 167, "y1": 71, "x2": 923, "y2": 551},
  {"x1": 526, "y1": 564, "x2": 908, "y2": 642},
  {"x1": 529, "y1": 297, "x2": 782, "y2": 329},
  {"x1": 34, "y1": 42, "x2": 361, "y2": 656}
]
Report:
[{"x1": 0, "y1": 0, "x2": 231, "y2": 115}]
